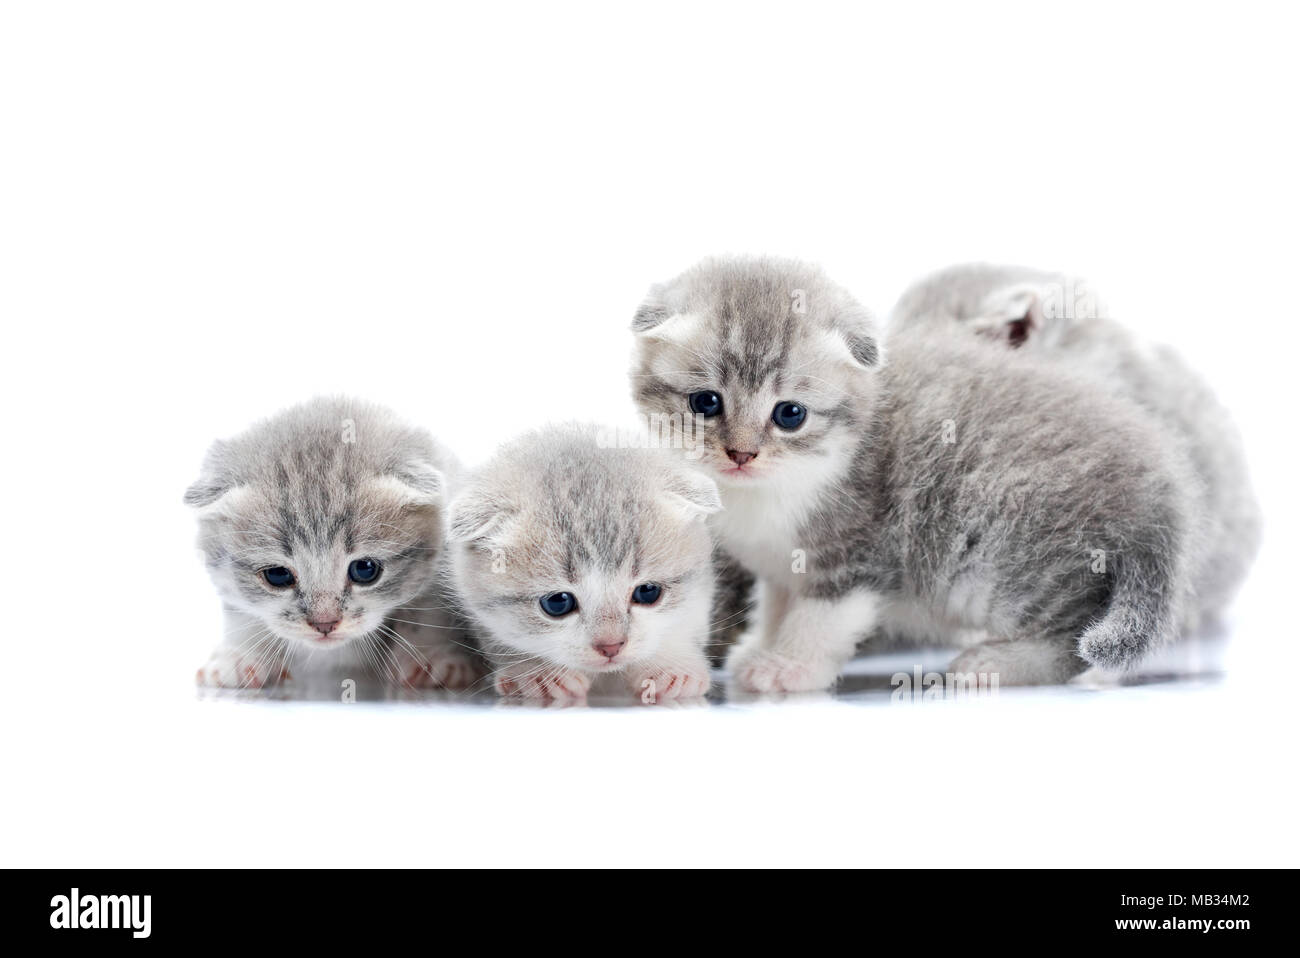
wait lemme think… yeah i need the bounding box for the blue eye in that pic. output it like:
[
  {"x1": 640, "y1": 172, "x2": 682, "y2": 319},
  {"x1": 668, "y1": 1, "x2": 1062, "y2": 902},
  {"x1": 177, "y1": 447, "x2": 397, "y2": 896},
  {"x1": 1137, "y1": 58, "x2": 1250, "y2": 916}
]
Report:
[
  {"x1": 631, "y1": 583, "x2": 662, "y2": 605},
  {"x1": 262, "y1": 566, "x2": 295, "y2": 588},
  {"x1": 689, "y1": 391, "x2": 723, "y2": 417},
  {"x1": 348, "y1": 558, "x2": 382, "y2": 584},
  {"x1": 771, "y1": 401, "x2": 807, "y2": 430},
  {"x1": 540, "y1": 591, "x2": 578, "y2": 617}
]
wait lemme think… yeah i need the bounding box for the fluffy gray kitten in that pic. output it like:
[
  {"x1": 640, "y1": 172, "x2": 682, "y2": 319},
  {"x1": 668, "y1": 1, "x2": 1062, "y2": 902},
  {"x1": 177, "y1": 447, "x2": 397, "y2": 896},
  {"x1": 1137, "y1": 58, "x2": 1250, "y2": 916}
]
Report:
[
  {"x1": 891, "y1": 263, "x2": 1261, "y2": 630},
  {"x1": 631, "y1": 256, "x2": 1199, "y2": 691},
  {"x1": 186, "y1": 397, "x2": 480, "y2": 689},
  {"x1": 446, "y1": 424, "x2": 720, "y2": 703}
]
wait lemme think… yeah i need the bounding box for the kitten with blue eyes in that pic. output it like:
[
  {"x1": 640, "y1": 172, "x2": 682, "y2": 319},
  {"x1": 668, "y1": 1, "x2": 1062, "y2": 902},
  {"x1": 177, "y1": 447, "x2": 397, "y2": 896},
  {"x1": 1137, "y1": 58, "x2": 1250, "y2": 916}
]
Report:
[
  {"x1": 186, "y1": 397, "x2": 480, "y2": 690},
  {"x1": 630, "y1": 256, "x2": 1200, "y2": 691},
  {"x1": 446, "y1": 424, "x2": 720, "y2": 703},
  {"x1": 890, "y1": 262, "x2": 1261, "y2": 632}
]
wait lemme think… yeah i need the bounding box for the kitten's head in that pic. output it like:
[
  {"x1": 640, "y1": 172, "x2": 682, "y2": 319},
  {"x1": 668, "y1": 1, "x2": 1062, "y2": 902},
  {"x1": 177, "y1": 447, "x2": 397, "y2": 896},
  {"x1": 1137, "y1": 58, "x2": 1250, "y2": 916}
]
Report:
[
  {"x1": 185, "y1": 398, "x2": 451, "y2": 651},
  {"x1": 890, "y1": 263, "x2": 1107, "y2": 351},
  {"x1": 447, "y1": 425, "x2": 720, "y2": 674},
  {"x1": 630, "y1": 256, "x2": 882, "y2": 487}
]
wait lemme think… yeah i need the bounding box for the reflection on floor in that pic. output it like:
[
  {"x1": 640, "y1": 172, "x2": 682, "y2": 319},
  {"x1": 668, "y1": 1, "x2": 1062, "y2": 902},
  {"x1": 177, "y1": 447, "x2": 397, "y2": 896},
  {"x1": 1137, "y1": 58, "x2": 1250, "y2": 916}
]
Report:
[{"x1": 196, "y1": 632, "x2": 1228, "y2": 709}]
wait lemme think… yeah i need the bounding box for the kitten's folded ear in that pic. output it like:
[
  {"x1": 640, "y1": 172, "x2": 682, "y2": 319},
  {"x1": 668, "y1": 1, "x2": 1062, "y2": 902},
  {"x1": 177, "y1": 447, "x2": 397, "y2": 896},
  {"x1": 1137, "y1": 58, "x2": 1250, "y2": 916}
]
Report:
[
  {"x1": 631, "y1": 286, "x2": 706, "y2": 346},
  {"x1": 184, "y1": 476, "x2": 236, "y2": 509},
  {"x1": 836, "y1": 304, "x2": 883, "y2": 368},
  {"x1": 844, "y1": 331, "x2": 881, "y2": 367},
  {"x1": 631, "y1": 285, "x2": 671, "y2": 332},
  {"x1": 973, "y1": 283, "x2": 1045, "y2": 348},
  {"x1": 393, "y1": 460, "x2": 446, "y2": 507},
  {"x1": 184, "y1": 442, "x2": 241, "y2": 509},
  {"x1": 446, "y1": 487, "x2": 513, "y2": 543},
  {"x1": 371, "y1": 460, "x2": 446, "y2": 510},
  {"x1": 820, "y1": 304, "x2": 883, "y2": 372},
  {"x1": 663, "y1": 467, "x2": 723, "y2": 521}
]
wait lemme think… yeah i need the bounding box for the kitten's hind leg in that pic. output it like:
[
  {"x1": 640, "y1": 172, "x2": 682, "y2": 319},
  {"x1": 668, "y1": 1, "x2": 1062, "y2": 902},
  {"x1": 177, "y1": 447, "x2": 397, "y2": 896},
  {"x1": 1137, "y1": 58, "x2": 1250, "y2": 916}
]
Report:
[{"x1": 947, "y1": 638, "x2": 1088, "y2": 687}]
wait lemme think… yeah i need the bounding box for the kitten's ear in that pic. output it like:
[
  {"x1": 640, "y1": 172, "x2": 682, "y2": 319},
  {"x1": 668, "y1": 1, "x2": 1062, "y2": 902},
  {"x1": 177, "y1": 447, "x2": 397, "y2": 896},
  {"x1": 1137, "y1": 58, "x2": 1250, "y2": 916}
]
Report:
[
  {"x1": 388, "y1": 460, "x2": 446, "y2": 508},
  {"x1": 185, "y1": 445, "x2": 244, "y2": 510},
  {"x1": 663, "y1": 468, "x2": 723, "y2": 521},
  {"x1": 844, "y1": 330, "x2": 881, "y2": 367},
  {"x1": 832, "y1": 305, "x2": 883, "y2": 369},
  {"x1": 632, "y1": 288, "x2": 704, "y2": 346},
  {"x1": 822, "y1": 320, "x2": 883, "y2": 372},
  {"x1": 446, "y1": 488, "x2": 513, "y2": 543},
  {"x1": 631, "y1": 286, "x2": 671, "y2": 332},
  {"x1": 184, "y1": 476, "x2": 236, "y2": 508},
  {"x1": 367, "y1": 463, "x2": 445, "y2": 512},
  {"x1": 973, "y1": 283, "x2": 1044, "y2": 348}
]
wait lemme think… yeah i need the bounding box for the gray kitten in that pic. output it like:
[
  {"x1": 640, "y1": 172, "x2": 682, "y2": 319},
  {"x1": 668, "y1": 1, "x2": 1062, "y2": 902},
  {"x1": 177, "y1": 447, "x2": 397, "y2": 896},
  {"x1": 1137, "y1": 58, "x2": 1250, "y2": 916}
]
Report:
[
  {"x1": 631, "y1": 256, "x2": 1198, "y2": 690},
  {"x1": 186, "y1": 397, "x2": 480, "y2": 689},
  {"x1": 891, "y1": 262, "x2": 1261, "y2": 630},
  {"x1": 446, "y1": 424, "x2": 720, "y2": 703}
]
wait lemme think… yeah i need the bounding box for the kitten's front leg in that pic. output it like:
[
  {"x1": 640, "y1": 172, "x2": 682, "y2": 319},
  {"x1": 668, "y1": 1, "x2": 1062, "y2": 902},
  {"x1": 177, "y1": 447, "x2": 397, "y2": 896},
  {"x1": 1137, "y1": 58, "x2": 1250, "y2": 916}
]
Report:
[
  {"x1": 386, "y1": 592, "x2": 482, "y2": 690},
  {"x1": 196, "y1": 608, "x2": 291, "y2": 689},
  {"x1": 759, "y1": 580, "x2": 794, "y2": 638},
  {"x1": 491, "y1": 657, "x2": 592, "y2": 702},
  {"x1": 628, "y1": 591, "x2": 715, "y2": 703},
  {"x1": 728, "y1": 589, "x2": 879, "y2": 693},
  {"x1": 627, "y1": 648, "x2": 713, "y2": 704}
]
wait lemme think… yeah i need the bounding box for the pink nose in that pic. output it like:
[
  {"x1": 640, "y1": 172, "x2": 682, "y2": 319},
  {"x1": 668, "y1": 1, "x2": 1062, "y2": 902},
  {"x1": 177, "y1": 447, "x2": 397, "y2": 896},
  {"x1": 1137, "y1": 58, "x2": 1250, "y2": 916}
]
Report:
[
  {"x1": 593, "y1": 638, "x2": 627, "y2": 660},
  {"x1": 309, "y1": 618, "x2": 341, "y2": 636},
  {"x1": 726, "y1": 449, "x2": 758, "y2": 466}
]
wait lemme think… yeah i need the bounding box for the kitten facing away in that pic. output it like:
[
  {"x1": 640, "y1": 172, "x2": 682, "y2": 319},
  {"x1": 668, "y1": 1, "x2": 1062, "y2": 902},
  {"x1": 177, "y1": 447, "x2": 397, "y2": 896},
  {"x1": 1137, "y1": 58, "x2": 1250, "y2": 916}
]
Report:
[
  {"x1": 630, "y1": 256, "x2": 1200, "y2": 691},
  {"x1": 446, "y1": 424, "x2": 720, "y2": 703},
  {"x1": 890, "y1": 262, "x2": 1261, "y2": 630},
  {"x1": 185, "y1": 397, "x2": 481, "y2": 690}
]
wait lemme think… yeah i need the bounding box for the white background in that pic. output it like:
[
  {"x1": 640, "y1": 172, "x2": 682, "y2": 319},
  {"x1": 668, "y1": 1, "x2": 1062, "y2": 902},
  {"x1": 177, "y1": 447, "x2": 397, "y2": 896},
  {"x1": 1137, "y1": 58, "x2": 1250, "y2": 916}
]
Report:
[{"x1": 2, "y1": 1, "x2": 1297, "y2": 867}]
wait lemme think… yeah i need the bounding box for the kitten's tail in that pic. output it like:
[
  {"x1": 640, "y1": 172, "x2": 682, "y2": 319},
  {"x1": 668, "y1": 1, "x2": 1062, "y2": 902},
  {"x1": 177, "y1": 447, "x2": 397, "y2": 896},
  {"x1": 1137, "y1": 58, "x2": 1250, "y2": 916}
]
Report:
[{"x1": 1076, "y1": 537, "x2": 1184, "y2": 671}]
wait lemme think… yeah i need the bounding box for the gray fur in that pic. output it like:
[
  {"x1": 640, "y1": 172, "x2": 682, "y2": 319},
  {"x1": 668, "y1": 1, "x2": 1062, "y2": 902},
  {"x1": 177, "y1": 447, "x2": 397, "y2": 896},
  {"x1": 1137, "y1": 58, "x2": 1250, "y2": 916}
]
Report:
[
  {"x1": 186, "y1": 396, "x2": 480, "y2": 689},
  {"x1": 891, "y1": 262, "x2": 1261, "y2": 630},
  {"x1": 631, "y1": 256, "x2": 1200, "y2": 690},
  {"x1": 446, "y1": 423, "x2": 719, "y2": 701},
  {"x1": 707, "y1": 547, "x2": 755, "y2": 665}
]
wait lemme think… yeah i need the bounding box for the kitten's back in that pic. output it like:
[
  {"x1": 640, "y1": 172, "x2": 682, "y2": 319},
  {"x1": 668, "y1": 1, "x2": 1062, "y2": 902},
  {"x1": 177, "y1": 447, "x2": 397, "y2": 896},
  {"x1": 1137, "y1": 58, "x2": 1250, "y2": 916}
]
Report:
[{"x1": 889, "y1": 265, "x2": 1261, "y2": 628}]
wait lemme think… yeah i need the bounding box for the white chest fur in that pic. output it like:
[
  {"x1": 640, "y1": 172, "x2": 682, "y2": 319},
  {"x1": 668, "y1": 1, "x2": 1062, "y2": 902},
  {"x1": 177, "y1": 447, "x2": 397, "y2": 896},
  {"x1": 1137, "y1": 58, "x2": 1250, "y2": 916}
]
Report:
[
  {"x1": 711, "y1": 484, "x2": 808, "y2": 582},
  {"x1": 709, "y1": 449, "x2": 850, "y2": 586}
]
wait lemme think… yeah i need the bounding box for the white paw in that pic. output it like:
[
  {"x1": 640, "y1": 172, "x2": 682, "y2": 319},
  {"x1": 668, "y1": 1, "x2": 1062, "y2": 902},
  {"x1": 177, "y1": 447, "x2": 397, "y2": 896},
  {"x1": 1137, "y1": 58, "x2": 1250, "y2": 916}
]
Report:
[
  {"x1": 390, "y1": 643, "x2": 480, "y2": 690},
  {"x1": 195, "y1": 650, "x2": 289, "y2": 689},
  {"x1": 631, "y1": 667, "x2": 712, "y2": 703},
  {"x1": 729, "y1": 648, "x2": 840, "y2": 693},
  {"x1": 495, "y1": 667, "x2": 591, "y2": 702}
]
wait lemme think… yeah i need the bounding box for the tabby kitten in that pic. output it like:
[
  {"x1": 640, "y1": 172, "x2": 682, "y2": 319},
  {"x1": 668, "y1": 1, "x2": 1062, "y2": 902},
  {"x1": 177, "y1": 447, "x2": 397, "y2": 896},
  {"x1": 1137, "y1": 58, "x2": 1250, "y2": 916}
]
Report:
[
  {"x1": 630, "y1": 256, "x2": 1197, "y2": 690},
  {"x1": 186, "y1": 397, "x2": 479, "y2": 689},
  {"x1": 891, "y1": 262, "x2": 1261, "y2": 630},
  {"x1": 446, "y1": 424, "x2": 719, "y2": 702}
]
